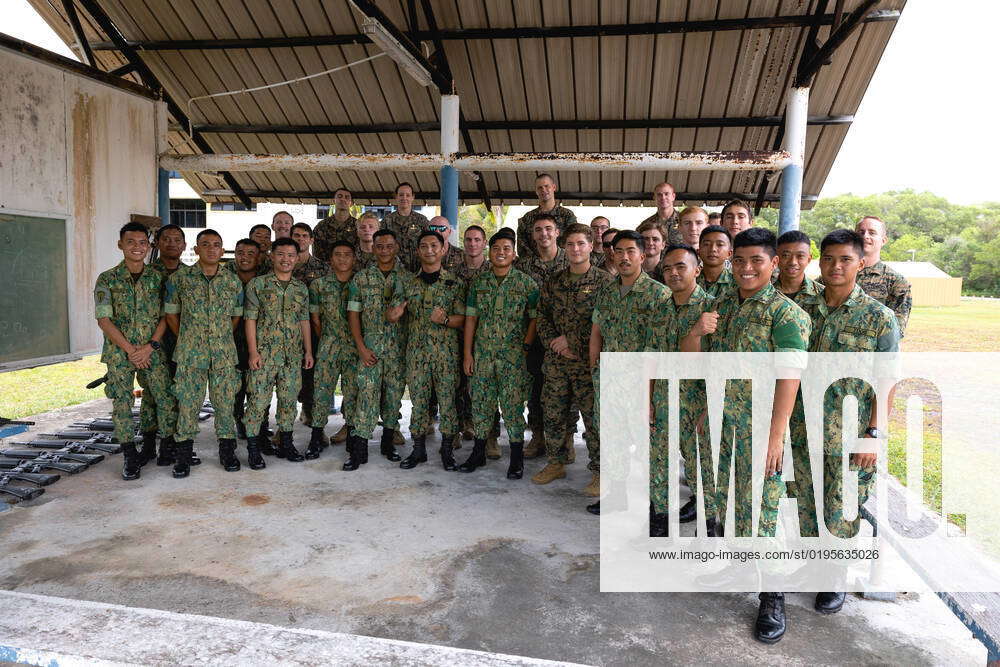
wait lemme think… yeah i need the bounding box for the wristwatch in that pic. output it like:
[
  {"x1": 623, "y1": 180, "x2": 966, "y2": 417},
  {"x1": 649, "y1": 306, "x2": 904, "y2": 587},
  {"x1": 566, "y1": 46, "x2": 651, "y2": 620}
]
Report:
[
  {"x1": 149, "y1": 340, "x2": 162, "y2": 351},
  {"x1": 863, "y1": 427, "x2": 883, "y2": 438},
  {"x1": 522, "y1": 342, "x2": 532, "y2": 352}
]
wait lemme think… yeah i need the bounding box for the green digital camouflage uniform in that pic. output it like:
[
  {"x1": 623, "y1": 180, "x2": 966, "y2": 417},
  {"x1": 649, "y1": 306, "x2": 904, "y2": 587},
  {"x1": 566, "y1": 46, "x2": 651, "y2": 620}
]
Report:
[
  {"x1": 293, "y1": 255, "x2": 330, "y2": 284},
  {"x1": 591, "y1": 271, "x2": 672, "y2": 481},
  {"x1": 94, "y1": 262, "x2": 177, "y2": 445},
  {"x1": 381, "y1": 210, "x2": 430, "y2": 273},
  {"x1": 639, "y1": 210, "x2": 683, "y2": 246},
  {"x1": 356, "y1": 250, "x2": 377, "y2": 271},
  {"x1": 137, "y1": 257, "x2": 186, "y2": 435},
  {"x1": 243, "y1": 273, "x2": 310, "y2": 433},
  {"x1": 538, "y1": 265, "x2": 613, "y2": 469},
  {"x1": 312, "y1": 214, "x2": 358, "y2": 264},
  {"x1": 164, "y1": 264, "x2": 244, "y2": 441},
  {"x1": 515, "y1": 206, "x2": 577, "y2": 260},
  {"x1": 591, "y1": 251, "x2": 608, "y2": 269},
  {"x1": 454, "y1": 258, "x2": 492, "y2": 426},
  {"x1": 348, "y1": 263, "x2": 410, "y2": 439},
  {"x1": 466, "y1": 268, "x2": 540, "y2": 441},
  {"x1": 707, "y1": 281, "x2": 810, "y2": 537},
  {"x1": 789, "y1": 283, "x2": 899, "y2": 538},
  {"x1": 649, "y1": 285, "x2": 717, "y2": 515},
  {"x1": 292, "y1": 254, "x2": 329, "y2": 412},
  {"x1": 773, "y1": 275, "x2": 822, "y2": 309},
  {"x1": 403, "y1": 269, "x2": 467, "y2": 435},
  {"x1": 309, "y1": 273, "x2": 359, "y2": 430},
  {"x1": 224, "y1": 260, "x2": 265, "y2": 433},
  {"x1": 696, "y1": 267, "x2": 735, "y2": 299},
  {"x1": 857, "y1": 260, "x2": 911, "y2": 336}
]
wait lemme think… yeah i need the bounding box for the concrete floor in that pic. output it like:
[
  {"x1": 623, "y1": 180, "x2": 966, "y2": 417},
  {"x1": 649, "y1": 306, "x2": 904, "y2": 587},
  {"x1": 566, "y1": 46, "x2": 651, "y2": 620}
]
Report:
[{"x1": 0, "y1": 398, "x2": 987, "y2": 666}]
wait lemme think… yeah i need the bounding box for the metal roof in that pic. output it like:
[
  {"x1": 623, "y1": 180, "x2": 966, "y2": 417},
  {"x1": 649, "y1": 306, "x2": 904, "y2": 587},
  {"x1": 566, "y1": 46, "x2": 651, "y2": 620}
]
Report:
[{"x1": 28, "y1": 0, "x2": 905, "y2": 208}]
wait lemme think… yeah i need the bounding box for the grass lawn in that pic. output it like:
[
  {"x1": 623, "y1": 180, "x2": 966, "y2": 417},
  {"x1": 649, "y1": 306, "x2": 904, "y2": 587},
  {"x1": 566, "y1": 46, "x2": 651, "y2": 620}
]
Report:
[
  {"x1": 0, "y1": 354, "x2": 108, "y2": 419},
  {"x1": 902, "y1": 298, "x2": 1000, "y2": 351}
]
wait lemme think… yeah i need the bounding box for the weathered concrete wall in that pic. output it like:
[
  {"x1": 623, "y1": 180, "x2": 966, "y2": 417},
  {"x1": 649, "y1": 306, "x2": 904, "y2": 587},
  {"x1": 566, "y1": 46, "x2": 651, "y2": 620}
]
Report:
[{"x1": 0, "y1": 45, "x2": 161, "y2": 358}]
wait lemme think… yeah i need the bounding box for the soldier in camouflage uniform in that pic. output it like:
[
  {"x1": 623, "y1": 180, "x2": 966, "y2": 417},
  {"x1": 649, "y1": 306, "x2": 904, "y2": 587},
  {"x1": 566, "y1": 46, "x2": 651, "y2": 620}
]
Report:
[
  {"x1": 345, "y1": 229, "x2": 410, "y2": 469},
  {"x1": 140, "y1": 223, "x2": 187, "y2": 466},
  {"x1": 290, "y1": 223, "x2": 330, "y2": 427},
  {"x1": 306, "y1": 240, "x2": 360, "y2": 458},
  {"x1": 721, "y1": 199, "x2": 754, "y2": 239},
  {"x1": 855, "y1": 216, "x2": 912, "y2": 336},
  {"x1": 639, "y1": 182, "x2": 683, "y2": 246},
  {"x1": 589, "y1": 216, "x2": 610, "y2": 269},
  {"x1": 312, "y1": 188, "x2": 357, "y2": 264},
  {"x1": 226, "y1": 239, "x2": 265, "y2": 443},
  {"x1": 453, "y1": 225, "x2": 492, "y2": 447},
  {"x1": 381, "y1": 183, "x2": 430, "y2": 272},
  {"x1": 515, "y1": 214, "x2": 570, "y2": 458},
  {"x1": 774, "y1": 229, "x2": 822, "y2": 307},
  {"x1": 256, "y1": 211, "x2": 295, "y2": 275},
  {"x1": 532, "y1": 223, "x2": 612, "y2": 495},
  {"x1": 429, "y1": 217, "x2": 465, "y2": 273},
  {"x1": 355, "y1": 212, "x2": 380, "y2": 271},
  {"x1": 515, "y1": 173, "x2": 577, "y2": 261},
  {"x1": 678, "y1": 206, "x2": 710, "y2": 248},
  {"x1": 398, "y1": 231, "x2": 467, "y2": 470},
  {"x1": 460, "y1": 228, "x2": 539, "y2": 478},
  {"x1": 588, "y1": 231, "x2": 672, "y2": 516},
  {"x1": 244, "y1": 238, "x2": 314, "y2": 468},
  {"x1": 696, "y1": 225, "x2": 735, "y2": 298},
  {"x1": 94, "y1": 222, "x2": 178, "y2": 480},
  {"x1": 164, "y1": 229, "x2": 244, "y2": 478},
  {"x1": 637, "y1": 220, "x2": 667, "y2": 283},
  {"x1": 648, "y1": 245, "x2": 718, "y2": 535}
]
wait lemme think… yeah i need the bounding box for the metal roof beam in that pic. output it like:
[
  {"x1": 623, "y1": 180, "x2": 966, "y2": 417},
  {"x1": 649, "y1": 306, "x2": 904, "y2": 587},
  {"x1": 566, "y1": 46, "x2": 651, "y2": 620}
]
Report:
[
  {"x1": 88, "y1": 11, "x2": 900, "y2": 51},
  {"x1": 187, "y1": 115, "x2": 853, "y2": 135},
  {"x1": 202, "y1": 190, "x2": 818, "y2": 204},
  {"x1": 796, "y1": 0, "x2": 882, "y2": 87},
  {"x1": 75, "y1": 0, "x2": 253, "y2": 209},
  {"x1": 60, "y1": 0, "x2": 96, "y2": 67}
]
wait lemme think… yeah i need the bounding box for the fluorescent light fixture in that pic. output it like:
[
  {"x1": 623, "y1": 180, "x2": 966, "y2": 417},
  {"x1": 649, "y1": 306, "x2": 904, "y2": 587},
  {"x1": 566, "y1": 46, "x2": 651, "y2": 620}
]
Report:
[{"x1": 360, "y1": 16, "x2": 434, "y2": 87}]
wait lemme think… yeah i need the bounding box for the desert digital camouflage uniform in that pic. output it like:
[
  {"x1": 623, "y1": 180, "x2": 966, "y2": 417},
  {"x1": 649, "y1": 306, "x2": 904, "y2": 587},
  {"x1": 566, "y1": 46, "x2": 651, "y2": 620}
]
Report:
[
  {"x1": 164, "y1": 264, "x2": 244, "y2": 441},
  {"x1": 591, "y1": 271, "x2": 672, "y2": 482},
  {"x1": 138, "y1": 257, "x2": 186, "y2": 435},
  {"x1": 224, "y1": 260, "x2": 265, "y2": 434},
  {"x1": 440, "y1": 243, "x2": 465, "y2": 273},
  {"x1": 639, "y1": 210, "x2": 683, "y2": 246},
  {"x1": 515, "y1": 206, "x2": 577, "y2": 260},
  {"x1": 590, "y1": 251, "x2": 608, "y2": 269},
  {"x1": 309, "y1": 273, "x2": 358, "y2": 430},
  {"x1": 402, "y1": 269, "x2": 467, "y2": 436},
  {"x1": 356, "y1": 250, "x2": 377, "y2": 271},
  {"x1": 538, "y1": 266, "x2": 613, "y2": 469},
  {"x1": 381, "y1": 210, "x2": 430, "y2": 272},
  {"x1": 453, "y1": 257, "x2": 491, "y2": 284},
  {"x1": 773, "y1": 275, "x2": 822, "y2": 309},
  {"x1": 649, "y1": 285, "x2": 717, "y2": 516},
  {"x1": 94, "y1": 262, "x2": 178, "y2": 445},
  {"x1": 857, "y1": 260, "x2": 911, "y2": 336},
  {"x1": 242, "y1": 274, "x2": 310, "y2": 434},
  {"x1": 787, "y1": 283, "x2": 899, "y2": 538},
  {"x1": 348, "y1": 263, "x2": 409, "y2": 439},
  {"x1": 293, "y1": 255, "x2": 330, "y2": 285},
  {"x1": 312, "y1": 214, "x2": 358, "y2": 264},
  {"x1": 707, "y1": 282, "x2": 810, "y2": 537},
  {"x1": 697, "y1": 266, "x2": 735, "y2": 299},
  {"x1": 466, "y1": 268, "x2": 539, "y2": 441},
  {"x1": 258, "y1": 253, "x2": 273, "y2": 275}
]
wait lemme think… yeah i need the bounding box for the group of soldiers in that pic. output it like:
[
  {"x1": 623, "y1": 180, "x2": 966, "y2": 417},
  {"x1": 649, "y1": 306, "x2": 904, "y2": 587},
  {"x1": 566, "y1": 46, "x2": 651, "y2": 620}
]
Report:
[{"x1": 94, "y1": 174, "x2": 911, "y2": 645}]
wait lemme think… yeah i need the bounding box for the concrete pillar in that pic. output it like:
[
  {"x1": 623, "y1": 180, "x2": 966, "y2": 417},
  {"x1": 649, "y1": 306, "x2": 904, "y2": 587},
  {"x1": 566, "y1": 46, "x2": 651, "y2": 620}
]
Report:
[
  {"x1": 158, "y1": 168, "x2": 170, "y2": 227},
  {"x1": 440, "y1": 94, "x2": 460, "y2": 230},
  {"x1": 778, "y1": 86, "x2": 809, "y2": 234}
]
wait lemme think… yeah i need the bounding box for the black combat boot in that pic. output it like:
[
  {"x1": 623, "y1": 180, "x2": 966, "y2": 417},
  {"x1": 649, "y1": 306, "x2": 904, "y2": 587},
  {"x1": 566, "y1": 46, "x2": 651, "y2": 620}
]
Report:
[
  {"x1": 586, "y1": 501, "x2": 600, "y2": 515},
  {"x1": 814, "y1": 592, "x2": 847, "y2": 614},
  {"x1": 380, "y1": 428, "x2": 401, "y2": 462},
  {"x1": 258, "y1": 423, "x2": 276, "y2": 455},
  {"x1": 172, "y1": 439, "x2": 193, "y2": 478},
  {"x1": 190, "y1": 447, "x2": 202, "y2": 466},
  {"x1": 305, "y1": 428, "x2": 325, "y2": 460},
  {"x1": 506, "y1": 441, "x2": 524, "y2": 479},
  {"x1": 400, "y1": 435, "x2": 427, "y2": 469},
  {"x1": 139, "y1": 431, "x2": 158, "y2": 466},
  {"x1": 246, "y1": 436, "x2": 266, "y2": 470},
  {"x1": 358, "y1": 435, "x2": 369, "y2": 464},
  {"x1": 156, "y1": 436, "x2": 176, "y2": 466},
  {"x1": 276, "y1": 431, "x2": 305, "y2": 462},
  {"x1": 236, "y1": 420, "x2": 248, "y2": 440},
  {"x1": 679, "y1": 496, "x2": 697, "y2": 523},
  {"x1": 439, "y1": 434, "x2": 457, "y2": 471},
  {"x1": 706, "y1": 518, "x2": 723, "y2": 537},
  {"x1": 121, "y1": 443, "x2": 142, "y2": 481},
  {"x1": 650, "y1": 501, "x2": 670, "y2": 537},
  {"x1": 754, "y1": 593, "x2": 786, "y2": 644},
  {"x1": 343, "y1": 435, "x2": 363, "y2": 471},
  {"x1": 219, "y1": 438, "x2": 240, "y2": 472},
  {"x1": 457, "y1": 438, "x2": 487, "y2": 473}
]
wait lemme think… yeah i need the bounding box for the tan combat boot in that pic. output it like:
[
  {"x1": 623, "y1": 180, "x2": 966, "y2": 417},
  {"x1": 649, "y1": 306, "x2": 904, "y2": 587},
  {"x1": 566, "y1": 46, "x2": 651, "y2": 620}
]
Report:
[
  {"x1": 564, "y1": 433, "x2": 576, "y2": 464},
  {"x1": 331, "y1": 424, "x2": 350, "y2": 444},
  {"x1": 393, "y1": 429, "x2": 405, "y2": 447},
  {"x1": 485, "y1": 435, "x2": 501, "y2": 459},
  {"x1": 524, "y1": 431, "x2": 545, "y2": 458},
  {"x1": 452, "y1": 432, "x2": 462, "y2": 450},
  {"x1": 583, "y1": 472, "x2": 600, "y2": 497},
  {"x1": 531, "y1": 462, "x2": 566, "y2": 485},
  {"x1": 461, "y1": 418, "x2": 474, "y2": 440}
]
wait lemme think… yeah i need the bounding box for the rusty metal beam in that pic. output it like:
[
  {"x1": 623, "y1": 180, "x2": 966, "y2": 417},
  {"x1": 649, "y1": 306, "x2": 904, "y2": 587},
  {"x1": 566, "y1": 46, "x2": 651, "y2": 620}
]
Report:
[
  {"x1": 795, "y1": 0, "x2": 881, "y2": 87},
  {"x1": 87, "y1": 11, "x2": 900, "y2": 51}
]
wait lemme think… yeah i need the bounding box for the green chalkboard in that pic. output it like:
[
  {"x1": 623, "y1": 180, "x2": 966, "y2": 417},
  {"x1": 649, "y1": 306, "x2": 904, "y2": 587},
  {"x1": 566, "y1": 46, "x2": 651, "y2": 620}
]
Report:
[{"x1": 0, "y1": 213, "x2": 70, "y2": 365}]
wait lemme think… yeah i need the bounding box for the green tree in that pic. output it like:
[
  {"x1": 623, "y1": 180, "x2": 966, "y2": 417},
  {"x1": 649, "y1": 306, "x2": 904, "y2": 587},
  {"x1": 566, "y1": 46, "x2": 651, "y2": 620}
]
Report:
[{"x1": 458, "y1": 204, "x2": 505, "y2": 246}]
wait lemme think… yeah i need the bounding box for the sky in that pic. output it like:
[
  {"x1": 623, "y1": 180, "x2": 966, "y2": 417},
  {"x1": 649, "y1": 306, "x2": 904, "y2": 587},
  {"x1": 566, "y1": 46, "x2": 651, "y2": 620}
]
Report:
[{"x1": 5, "y1": 0, "x2": 997, "y2": 206}]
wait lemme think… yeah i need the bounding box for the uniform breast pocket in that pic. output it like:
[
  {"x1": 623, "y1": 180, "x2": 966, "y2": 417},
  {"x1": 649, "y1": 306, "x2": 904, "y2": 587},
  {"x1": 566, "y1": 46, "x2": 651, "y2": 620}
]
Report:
[
  {"x1": 744, "y1": 322, "x2": 771, "y2": 345},
  {"x1": 837, "y1": 331, "x2": 877, "y2": 351}
]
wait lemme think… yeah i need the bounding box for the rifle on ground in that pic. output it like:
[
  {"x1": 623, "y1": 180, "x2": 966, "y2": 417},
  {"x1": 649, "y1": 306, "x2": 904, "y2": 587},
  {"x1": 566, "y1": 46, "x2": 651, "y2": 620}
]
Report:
[
  {"x1": 0, "y1": 455, "x2": 87, "y2": 475},
  {"x1": 0, "y1": 418, "x2": 35, "y2": 428},
  {"x1": 0, "y1": 464, "x2": 60, "y2": 486},
  {"x1": 33, "y1": 432, "x2": 121, "y2": 454},
  {"x1": 0, "y1": 477, "x2": 44, "y2": 502},
  {"x1": 1, "y1": 446, "x2": 105, "y2": 465}
]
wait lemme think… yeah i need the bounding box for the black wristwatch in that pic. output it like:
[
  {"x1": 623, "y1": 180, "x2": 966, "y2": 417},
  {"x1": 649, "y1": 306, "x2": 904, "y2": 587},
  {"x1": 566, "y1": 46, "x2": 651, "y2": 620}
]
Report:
[
  {"x1": 864, "y1": 427, "x2": 883, "y2": 438},
  {"x1": 149, "y1": 340, "x2": 161, "y2": 351},
  {"x1": 522, "y1": 342, "x2": 532, "y2": 352}
]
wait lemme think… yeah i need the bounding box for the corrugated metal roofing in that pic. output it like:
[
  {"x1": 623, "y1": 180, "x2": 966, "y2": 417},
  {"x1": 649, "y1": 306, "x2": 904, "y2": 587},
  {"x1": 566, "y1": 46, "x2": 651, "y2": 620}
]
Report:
[{"x1": 28, "y1": 0, "x2": 905, "y2": 207}]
